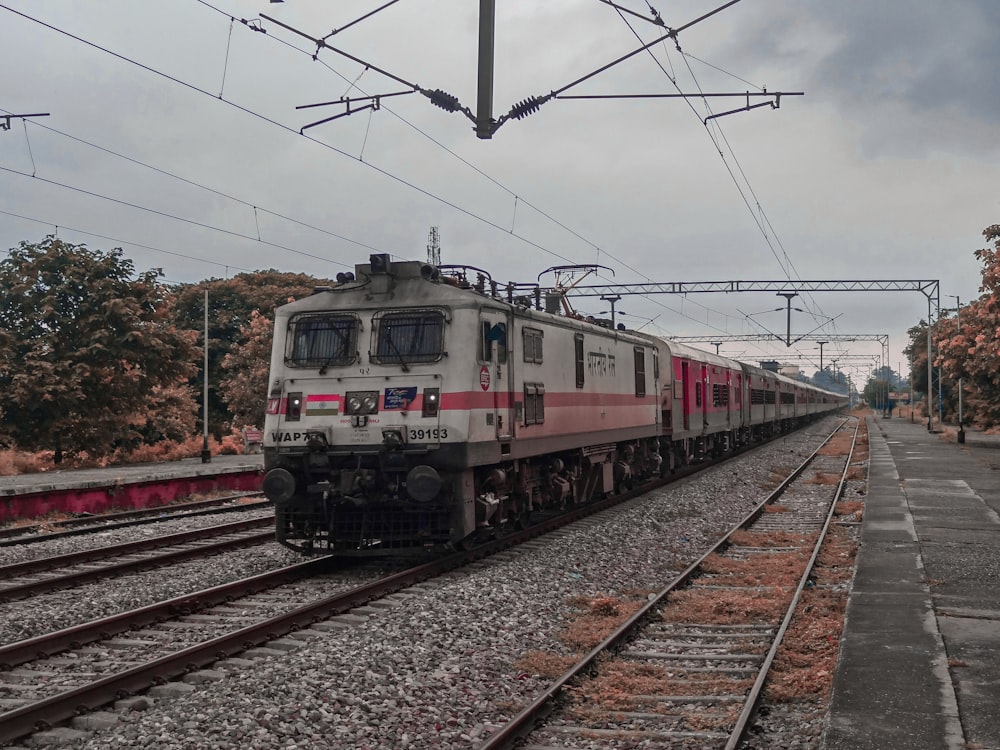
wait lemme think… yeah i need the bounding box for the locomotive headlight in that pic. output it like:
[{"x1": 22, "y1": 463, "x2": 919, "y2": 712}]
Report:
[
  {"x1": 422, "y1": 387, "x2": 440, "y2": 417},
  {"x1": 345, "y1": 391, "x2": 379, "y2": 415}
]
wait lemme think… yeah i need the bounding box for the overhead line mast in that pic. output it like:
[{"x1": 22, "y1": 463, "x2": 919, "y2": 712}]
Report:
[{"x1": 264, "y1": 0, "x2": 797, "y2": 139}]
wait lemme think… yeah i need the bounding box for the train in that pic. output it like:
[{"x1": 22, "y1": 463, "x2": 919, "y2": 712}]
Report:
[{"x1": 261, "y1": 254, "x2": 847, "y2": 555}]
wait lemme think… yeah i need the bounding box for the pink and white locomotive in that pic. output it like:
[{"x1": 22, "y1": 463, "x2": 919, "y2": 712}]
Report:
[{"x1": 262, "y1": 254, "x2": 845, "y2": 555}]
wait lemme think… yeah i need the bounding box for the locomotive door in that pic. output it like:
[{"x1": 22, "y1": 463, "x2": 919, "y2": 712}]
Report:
[
  {"x1": 701, "y1": 364, "x2": 709, "y2": 429},
  {"x1": 681, "y1": 360, "x2": 690, "y2": 431},
  {"x1": 479, "y1": 311, "x2": 513, "y2": 442}
]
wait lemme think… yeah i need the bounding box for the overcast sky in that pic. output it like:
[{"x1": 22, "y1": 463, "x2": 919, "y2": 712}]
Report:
[{"x1": 2, "y1": 1, "x2": 997, "y2": 385}]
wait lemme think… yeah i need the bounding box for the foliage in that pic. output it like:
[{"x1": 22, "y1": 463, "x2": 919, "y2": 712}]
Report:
[
  {"x1": 909, "y1": 224, "x2": 1000, "y2": 427},
  {"x1": 0, "y1": 237, "x2": 199, "y2": 463},
  {"x1": 0, "y1": 448, "x2": 51, "y2": 476},
  {"x1": 171, "y1": 271, "x2": 325, "y2": 435},
  {"x1": 219, "y1": 310, "x2": 273, "y2": 429},
  {"x1": 127, "y1": 383, "x2": 199, "y2": 444}
]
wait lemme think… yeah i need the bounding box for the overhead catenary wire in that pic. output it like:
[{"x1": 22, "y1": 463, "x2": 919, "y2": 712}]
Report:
[
  {"x1": 0, "y1": 1, "x2": 753, "y2": 341},
  {"x1": 610, "y1": 2, "x2": 845, "y2": 355},
  {"x1": 0, "y1": 1, "x2": 828, "y2": 364},
  {"x1": 0, "y1": 3, "x2": 580, "y2": 270},
  {"x1": 0, "y1": 208, "x2": 256, "y2": 275}
]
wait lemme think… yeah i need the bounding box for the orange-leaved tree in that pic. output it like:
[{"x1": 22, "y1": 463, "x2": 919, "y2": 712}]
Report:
[
  {"x1": 928, "y1": 224, "x2": 1000, "y2": 427},
  {"x1": 0, "y1": 237, "x2": 199, "y2": 463},
  {"x1": 218, "y1": 310, "x2": 273, "y2": 430},
  {"x1": 171, "y1": 271, "x2": 326, "y2": 436}
]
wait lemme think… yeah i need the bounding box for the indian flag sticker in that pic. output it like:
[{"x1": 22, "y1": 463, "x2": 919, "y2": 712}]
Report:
[{"x1": 306, "y1": 394, "x2": 340, "y2": 415}]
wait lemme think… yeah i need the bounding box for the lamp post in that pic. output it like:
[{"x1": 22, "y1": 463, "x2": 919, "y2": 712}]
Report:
[
  {"x1": 201, "y1": 289, "x2": 212, "y2": 464},
  {"x1": 950, "y1": 295, "x2": 965, "y2": 444},
  {"x1": 817, "y1": 340, "x2": 828, "y2": 371},
  {"x1": 711, "y1": 342, "x2": 722, "y2": 355}
]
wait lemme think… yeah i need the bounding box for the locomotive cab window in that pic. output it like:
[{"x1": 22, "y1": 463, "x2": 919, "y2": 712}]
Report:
[
  {"x1": 373, "y1": 310, "x2": 445, "y2": 365},
  {"x1": 480, "y1": 321, "x2": 508, "y2": 364},
  {"x1": 286, "y1": 313, "x2": 359, "y2": 368},
  {"x1": 523, "y1": 327, "x2": 543, "y2": 363}
]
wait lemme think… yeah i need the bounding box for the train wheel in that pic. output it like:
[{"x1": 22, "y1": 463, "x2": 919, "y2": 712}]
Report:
[{"x1": 511, "y1": 508, "x2": 530, "y2": 530}]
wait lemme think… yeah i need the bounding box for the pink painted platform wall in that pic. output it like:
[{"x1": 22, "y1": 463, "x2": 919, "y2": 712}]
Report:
[{"x1": 0, "y1": 471, "x2": 263, "y2": 523}]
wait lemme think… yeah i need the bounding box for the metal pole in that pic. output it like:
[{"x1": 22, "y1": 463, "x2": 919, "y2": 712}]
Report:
[
  {"x1": 910, "y1": 352, "x2": 915, "y2": 423},
  {"x1": 927, "y1": 295, "x2": 933, "y2": 432},
  {"x1": 601, "y1": 295, "x2": 621, "y2": 328},
  {"x1": 475, "y1": 0, "x2": 496, "y2": 139},
  {"x1": 777, "y1": 292, "x2": 797, "y2": 346},
  {"x1": 952, "y1": 296, "x2": 965, "y2": 443},
  {"x1": 202, "y1": 289, "x2": 211, "y2": 463}
]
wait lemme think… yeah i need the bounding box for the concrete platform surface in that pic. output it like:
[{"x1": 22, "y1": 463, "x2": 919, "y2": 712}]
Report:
[
  {"x1": 825, "y1": 414, "x2": 1000, "y2": 750},
  {"x1": 0, "y1": 453, "x2": 263, "y2": 497}
]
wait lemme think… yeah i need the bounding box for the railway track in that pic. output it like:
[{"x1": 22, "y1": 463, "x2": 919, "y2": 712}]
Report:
[
  {"x1": 0, "y1": 493, "x2": 270, "y2": 547},
  {"x1": 479, "y1": 417, "x2": 859, "y2": 750},
  {"x1": 0, "y1": 419, "x2": 852, "y2": 747},
  {"x1": 0, "y1": 516, "x2": 275, "y2": 602}
]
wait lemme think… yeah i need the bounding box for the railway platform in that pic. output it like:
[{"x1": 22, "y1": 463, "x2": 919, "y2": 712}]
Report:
[
  {"x1": 825, "y1": 414, "x2": 1000, "y2": 750},
  {"x1": 0, "y1": 453, "x2": 264, "y2": 523}
]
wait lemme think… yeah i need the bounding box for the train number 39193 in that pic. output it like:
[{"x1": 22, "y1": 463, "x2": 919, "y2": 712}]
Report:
[{"x1": 409, "y1": 427, "x2": 448, "y2": 441}]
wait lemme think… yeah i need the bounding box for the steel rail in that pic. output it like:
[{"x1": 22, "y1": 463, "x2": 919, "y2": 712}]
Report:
[
  {"x1": 0, "y1": 516, "x2": 273, "y2": 578},
  {"x1": 0, "y1": 558, "x2": 332, "y2": 671},
  {"x1": 725, "y1": 419, "x2": 859, "y2": 748},
  {"x1": 476, "y1": 418, "x2": 851, "y2": 750},
  {"x1": 0, "y1": 529, "x2": 275, "y2": 602},
  {"x1": 0, "y1": 418, "x2": 839, "y2": 745},
  {"x1": 0, "y1": 494, "x2": 268, "y2": 544}
]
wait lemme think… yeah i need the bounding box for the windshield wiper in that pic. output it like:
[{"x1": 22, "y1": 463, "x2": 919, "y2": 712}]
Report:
[
  {"x1": 382, "y1": 330, "x2": 410, "y2": 373},
  {"x1": 318, "y1": 327, "x2": 349, "y2": 375}
]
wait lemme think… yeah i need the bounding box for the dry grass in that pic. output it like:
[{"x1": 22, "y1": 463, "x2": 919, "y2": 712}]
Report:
[
  {"x1": 764, "y1": 588, "x2": 847, "y2": 702},
  {"x1": 813, "y1": 524, "x2": 858, "y2": 585},
  {"x1": 729, "y1": 529, "x2": 815, "y2": 548},
  {"x1": 559, "y1": 596, "x2": 647, "y2": 650},
  {"x1": 661, "y1": 587, "x2": 792, "y2": 624},
  {"x1": 0, "y1": 450, "x2": 51, "y2": 476},
  {"x1": 571, "y1": 660, "x2": 753, "y2": 705},
  {"x1": 701, "y1": 551, "x2": 809, "y2": 588},
  {"x1": 803, "y1": 471, "x2": 843, "y2": 486},
  {"x1": 845, "y1": 464, "x2": 867, "y2": 481},
  {"x1": 818, "y1": 432, "x2": 854, "y2": 456},
  {"x1": 513, "y1": 650, "x2": 581, "y2": 680},
  {"x1": 834, "y1": 500, "x2": 864, "y2": 523}
]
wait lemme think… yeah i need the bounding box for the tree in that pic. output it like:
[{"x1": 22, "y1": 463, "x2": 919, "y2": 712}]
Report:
[
  {"x1": 218, "y1": 310, "x2": 272, "y2": 429},
  {"x1": 170, "y1": 271, "x2": 326, "y2": 435},
  {"x1": 913, "y1": 224, "x2": 1000, "y2": 428},
  {"x1": 0, "y1": 237, "x2": 199, "y2": 463}
]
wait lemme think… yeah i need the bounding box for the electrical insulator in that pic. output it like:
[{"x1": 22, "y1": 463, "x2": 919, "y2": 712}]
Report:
[
  {"x1": 510, "y1": 96, "x2": 544, "y2": 120},
  {"x1": 428, "y1": 89, "x2": 460, "y2": 112}
]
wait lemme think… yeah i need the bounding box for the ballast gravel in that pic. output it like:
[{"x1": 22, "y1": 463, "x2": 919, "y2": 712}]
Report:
[{"x1": 5, "y1": 420, "x2": 850, "y2": 750}]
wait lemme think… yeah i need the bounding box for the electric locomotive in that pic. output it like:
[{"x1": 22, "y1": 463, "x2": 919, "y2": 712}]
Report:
[{"x1": 261, "y1": 254, "x2": 665, "y2": 555}]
